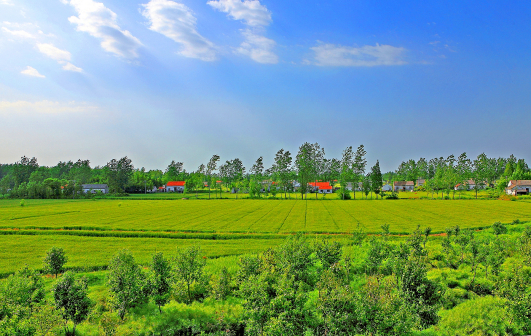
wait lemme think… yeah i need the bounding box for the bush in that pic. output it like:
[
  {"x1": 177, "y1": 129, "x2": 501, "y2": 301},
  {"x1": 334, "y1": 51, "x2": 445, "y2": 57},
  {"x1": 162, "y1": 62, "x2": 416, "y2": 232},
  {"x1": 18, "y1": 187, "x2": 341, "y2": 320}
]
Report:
[
  {"x1": 336, "y1": 188, "x2": 351, "y2": 200},
  {"x1": 435, "y1": 296, "x2": 521, "y2": 336},
  {"x1": 385, "y1": 192, "x2": 399, "y2": 200},
  {"x1": 20, "y1": 199, "x2": 26, "y2": 207},
  {"x1": 492, "y1": 221, "x2": 508, "y2": 235}
]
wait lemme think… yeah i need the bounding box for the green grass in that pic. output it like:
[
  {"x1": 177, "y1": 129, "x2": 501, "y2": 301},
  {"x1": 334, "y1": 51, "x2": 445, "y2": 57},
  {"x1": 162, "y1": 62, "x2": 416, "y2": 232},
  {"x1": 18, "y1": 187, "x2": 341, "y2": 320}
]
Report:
[
  {"x1": 1, "y1": 197, "x2": 529, "y2": 275},
  {"x1": 0, "y1": 234, "x2": 286, "y2": 275},
  {"x1": 1, "y1": 198, "x2": 529, "y2": 234}
]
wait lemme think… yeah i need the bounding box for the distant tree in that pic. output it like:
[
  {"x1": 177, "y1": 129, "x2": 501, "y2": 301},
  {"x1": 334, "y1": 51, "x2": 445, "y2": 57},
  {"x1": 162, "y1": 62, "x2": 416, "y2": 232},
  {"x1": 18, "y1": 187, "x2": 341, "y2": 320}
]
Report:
[
  {"x1": 362, "y1": 173, "x2": 371, "y2": 199},
  {"x1": 52, "y1": 271, "x2": 91, "y2": 335},
  {"x1": 339, "y1": 146, "x2": 354, "y2": 200},
  {"x1": 272, "y1": 149, "x2": 292, "y2": 199},
  {"x1": 370, "y1": 160, "x2": 383, "y2": 199},
  {"x1": 173, "y1": 245, "x2": 207, "y2": 304},
  {"x1": 149, "y1": 252, "x2": 172, "y2": 313},
  {"x1": 105, "y1": 157, "x2": 134, "y2": 193},
  {"x1": 13, "y1": 156, "x2": 39, "y2": 186},
  {"x1": 164, "y1": 160, "x2": 184, "y2": 183},
  {"x1": 250, "y1": 156, "x2": 264, "y2": 197},
  {"x1": 206, "y1": 155, "x2": 220, "y2": 199},
  {"x1": 352, "y1": 145, "x2": 367, "y2": 199},
  {"x1": 43, "y1": 247, "x2": 68, "y2": 278},
  {"x1": 471, "y1": 153, "x2": 489, "y2": 199},
  {"x1": 295, "y1": 142, "x2": 316, "y2": 199},
  {"x1": 107, "y1": 250, "x2": 146, "y2": 320}
]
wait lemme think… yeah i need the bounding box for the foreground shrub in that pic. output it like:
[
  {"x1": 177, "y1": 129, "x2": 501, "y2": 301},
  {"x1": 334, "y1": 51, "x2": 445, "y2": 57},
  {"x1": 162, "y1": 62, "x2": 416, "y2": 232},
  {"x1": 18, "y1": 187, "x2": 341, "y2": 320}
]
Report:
[{"x1": 435, "y1": 296, "x2": 521, "y2": 336}]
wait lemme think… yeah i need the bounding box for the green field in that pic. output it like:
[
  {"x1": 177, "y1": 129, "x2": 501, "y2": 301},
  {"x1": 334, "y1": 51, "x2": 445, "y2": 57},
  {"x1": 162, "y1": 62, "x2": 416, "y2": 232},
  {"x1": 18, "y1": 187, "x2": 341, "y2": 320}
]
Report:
[{"x1": 1, "y1": 198, "x2": 529, "y2": 274}]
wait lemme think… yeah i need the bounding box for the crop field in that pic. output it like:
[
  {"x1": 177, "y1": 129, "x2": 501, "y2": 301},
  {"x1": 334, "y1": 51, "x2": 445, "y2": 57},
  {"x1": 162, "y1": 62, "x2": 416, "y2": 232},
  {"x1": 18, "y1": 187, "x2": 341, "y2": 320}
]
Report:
[{"x1": 1, "y1": 198, "x2": 529, "y2": 275}]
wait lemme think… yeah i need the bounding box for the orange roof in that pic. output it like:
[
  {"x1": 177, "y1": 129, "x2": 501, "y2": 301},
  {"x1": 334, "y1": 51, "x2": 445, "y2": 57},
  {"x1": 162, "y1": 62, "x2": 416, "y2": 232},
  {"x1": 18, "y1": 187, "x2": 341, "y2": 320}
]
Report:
[
  {"x1": 167, "y1": 181, "x2": 185, "y2": 187},
  {"x1": 309, "y1": 182, "x2": 331, "y2": 188}
]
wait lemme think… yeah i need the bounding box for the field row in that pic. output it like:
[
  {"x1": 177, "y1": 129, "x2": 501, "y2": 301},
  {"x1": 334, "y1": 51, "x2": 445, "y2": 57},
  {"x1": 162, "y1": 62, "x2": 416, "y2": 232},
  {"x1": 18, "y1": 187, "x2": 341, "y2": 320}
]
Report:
[{"x1": 1, "y1": 199, "x2": 529, "y2": 234}]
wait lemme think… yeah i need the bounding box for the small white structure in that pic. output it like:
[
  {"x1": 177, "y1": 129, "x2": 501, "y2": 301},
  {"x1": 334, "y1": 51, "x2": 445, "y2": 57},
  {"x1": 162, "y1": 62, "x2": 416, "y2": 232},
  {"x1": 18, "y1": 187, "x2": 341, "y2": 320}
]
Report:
[
  {"x1": 82, "y1": 184, "x2": 108, "y2": 194},
  {"x1": 345, "y1": 182, "x2": 363, "y2": 191},
  {"x1": 393, "y1": 181, "x2": 414, "y2": 191},
  {"x1": 165, "y1": 181, "x2": 185, "y2": 193},
  {"x1": 382, "y1": 184, "x2": 392, "y2": 192},
  {"x1": 506, "y1": 180, "x2": 531, "y2": 196},
  {"x1": 455, "y1": 179, "x2": 487, "y2": 191}
]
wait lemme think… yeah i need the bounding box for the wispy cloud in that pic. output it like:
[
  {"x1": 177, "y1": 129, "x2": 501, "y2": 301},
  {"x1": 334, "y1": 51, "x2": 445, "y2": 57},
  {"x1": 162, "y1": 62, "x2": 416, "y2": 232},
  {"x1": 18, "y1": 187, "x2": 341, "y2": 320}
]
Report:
[
  {"x1": 309, "y1": 43, "x2": 407, "y2": 67},
  {"x1": 237, "y1": 29, "x2": 277, "y2": 64},
  {"x1": 63, "y1": 0, "x2": 142, "y2": 59},
  {"x1": 37, "y1": 43, "x2": 71, "y2": 61},
  {"x1": 0, "y1": 100, "x2": 99, "y2": 115},
  {"x1": 207, "y1": 0, "x2": 271, "y2": 27},
  {"x1": 141, "y1": 0, "x2": 216, "y2": 61},
  {"x1": 20, "y1": 66, "x2": 45, "y2": 78},
  {"x1": 2, "y1": 27, "x2": 36, "y2": 39},
  {"x1": 0, "y1": 0, "x2": 14, "y2": 5},
  {"x1": 36, "y1": 43, "x2": 83, "y2": 72},
  {"x1": 208, "y1": 0, "x2": 277, "y2": 64}
]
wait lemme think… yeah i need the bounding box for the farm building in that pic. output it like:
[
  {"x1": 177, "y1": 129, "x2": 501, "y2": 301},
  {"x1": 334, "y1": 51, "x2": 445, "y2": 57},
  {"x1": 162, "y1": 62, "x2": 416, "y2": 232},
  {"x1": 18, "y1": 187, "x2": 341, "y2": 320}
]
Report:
[
  {"x1": 165, "y1": 181, "x2": 185, "y2": 193},
  {"x1": 416, "y1": 179, "x2": 426, "y2": 186},
  {"x1": 393, "y1": 181, "x2": 414, "y2": 191},
  {"x1": 382, "y1": 184, "x2": 392, "y2": 192},
  {"x1": 82, "y1": 184, "x2": 108, "y2": 194},
  {"x1": 309, "y1": 182, "x2": 333, "y2": 194},
  {"x1": 346, "y1": 182, "x2": 363, "y2": 191},
  {"x1": 455, "y1": 179, "x2": 487, "y2": 191},
  {"x1": 506, "y1": 180, "x2": 531, "y2": 196}
]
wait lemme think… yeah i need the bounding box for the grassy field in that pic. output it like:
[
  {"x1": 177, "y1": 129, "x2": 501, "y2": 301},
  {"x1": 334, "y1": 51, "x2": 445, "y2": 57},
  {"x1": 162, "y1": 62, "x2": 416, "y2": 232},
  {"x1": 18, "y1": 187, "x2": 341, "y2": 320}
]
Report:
[
  {"x1": 1, "y1": 197, "x2": 529, "y2": 275},
  {"x1": 1, "y1": 198, "x2": 529, "y2": 233}
]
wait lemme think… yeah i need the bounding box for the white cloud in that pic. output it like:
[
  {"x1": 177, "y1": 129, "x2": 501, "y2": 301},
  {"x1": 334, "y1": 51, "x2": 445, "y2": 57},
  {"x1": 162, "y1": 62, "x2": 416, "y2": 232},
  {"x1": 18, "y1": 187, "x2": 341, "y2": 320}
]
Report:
[
  {"x1": 209, "y1": 0, "x2": 277, "y2": 64},
  {"x1": 0, "y1": 100, "x2": 98, "y2": 115},
  {"x1": 141, "y1": 0, "x2": 216, "y2": 61},
  {"x1": 37, "y1": 43, "x2": 71, "y2": 61},
  {"x1": 237, "y1": 29, "x2": 277, "y2": 64},
  {"x1": 21, "y1": 66, "x2": 45, "y2": 78},
  {"x1": 63, "y1": 0, "x2": 142, "y2": 58},
  {"x1": 208, "y1": 0, "x2": 271, "y2": 27},
  {"x1": 310, "y1": 43, "x2": 407, "y2": 67},
  {"x1": 0, "y1": 0, "x2": 14, "y2": 5},
  {"x1": 1, "y1": 27, "x2": 36, "y2": 39},
  {"x1": 62, "y1": 62, "x2": 83, "y2": 72}
]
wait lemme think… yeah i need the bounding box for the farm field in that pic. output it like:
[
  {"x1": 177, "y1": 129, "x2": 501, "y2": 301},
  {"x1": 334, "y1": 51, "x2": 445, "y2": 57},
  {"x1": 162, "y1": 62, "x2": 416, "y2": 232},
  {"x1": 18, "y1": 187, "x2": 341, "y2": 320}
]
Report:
[
  {"x1": 0, "y1": 198, "x2": 529, "y2": 234},
  {"x1": 1, "y1": 198, "x2": 529, "y2": 275}
]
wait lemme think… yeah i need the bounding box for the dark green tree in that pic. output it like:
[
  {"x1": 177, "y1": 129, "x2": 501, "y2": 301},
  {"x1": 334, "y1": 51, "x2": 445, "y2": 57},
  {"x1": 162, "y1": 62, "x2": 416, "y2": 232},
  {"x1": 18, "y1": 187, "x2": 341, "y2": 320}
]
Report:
[
  {"x1": 43, "y1": 246, "x2": 68, "y2": 278},
  {"x1": 52, "y1": 271, "x2": 91, "y2": 335}
]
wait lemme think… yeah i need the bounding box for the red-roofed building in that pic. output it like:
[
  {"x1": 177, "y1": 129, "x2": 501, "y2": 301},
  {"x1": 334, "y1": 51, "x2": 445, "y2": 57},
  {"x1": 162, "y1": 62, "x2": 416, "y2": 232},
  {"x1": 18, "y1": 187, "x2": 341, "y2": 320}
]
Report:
[
  {"x1": 165, "y1": 181, "x2": 185, "y2": 193},
  {"x1": 309, "y1": 182, "x2": 333, "y2": 194}
]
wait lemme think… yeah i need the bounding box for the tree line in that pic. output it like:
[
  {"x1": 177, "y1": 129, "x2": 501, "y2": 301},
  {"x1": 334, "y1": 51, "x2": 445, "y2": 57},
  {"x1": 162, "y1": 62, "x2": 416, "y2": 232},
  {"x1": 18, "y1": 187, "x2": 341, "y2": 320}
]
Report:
[{"x1": 1, "y1": 143, "x2": 529, "y2": 199}]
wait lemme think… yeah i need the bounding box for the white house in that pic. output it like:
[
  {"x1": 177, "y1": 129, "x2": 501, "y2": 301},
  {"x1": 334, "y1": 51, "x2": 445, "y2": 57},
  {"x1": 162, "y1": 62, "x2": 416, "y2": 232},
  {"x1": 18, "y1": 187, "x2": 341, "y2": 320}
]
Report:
[
  {"x1": 309, "y1": 182, "x2": 333, "y2": 194},
  {"x1": 382, "y1": 184, "x2": 392, "y2": 192},
  {"x1": 393, "y1": 181, "x2": 414, "y2": 191},
  {"x1": 165, "y1": 181, "x2": 185, "y2": 193},
  {"x1": 82, "y1": 184, "x2": 108, "y2": 194},
  {"x1": 345, "y1": 182, "x2": 363, "y2": 191},
  {"x1": 506, "y1": 180, "x2": 531, "y2": 196},
  {"x1": 455, "y1": 179, "x2": 487, "y2": 191}
]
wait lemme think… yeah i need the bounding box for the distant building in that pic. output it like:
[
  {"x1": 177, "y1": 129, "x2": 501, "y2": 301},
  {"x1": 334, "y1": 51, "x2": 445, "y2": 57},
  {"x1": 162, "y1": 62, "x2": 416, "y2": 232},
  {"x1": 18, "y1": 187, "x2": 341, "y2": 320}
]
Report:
[
  {"x1": 165, "y1": 181, "x2": 185, "y2": 193},
  {"x1": 382, "y1": 184, "x2": 392, "y2": 192},
  {"x1": 82, "y1": 184, "x2": 108, "y2": 194},
  {"x1": 346, "y1": 182, "x2": 363, "y2": 191},
  {"x1": 506, "y1": 180, "x2": 531, "y2": 196},
  {"x1": 309, "y1": 182, "x2": 333, "y2": 194},
  {"x1": 455, "y1": 179, "x2": 487, "y2": 191},
  {"x1": 393, "y1": 181, "x2": 414, "y2": 192}
]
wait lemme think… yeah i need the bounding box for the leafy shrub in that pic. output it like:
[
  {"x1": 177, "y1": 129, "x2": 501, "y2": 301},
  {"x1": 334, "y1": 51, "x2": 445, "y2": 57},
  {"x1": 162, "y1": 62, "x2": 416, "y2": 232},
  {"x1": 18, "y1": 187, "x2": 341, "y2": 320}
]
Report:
[
  {"x1": 385, "y1": 192, "x2": 399, "y2": 200},
  {"x1": 492, "y1": 221, "x2": 508, "y2": 235},
  {"x1": 20, "y1": 199, "x2": 26, "y2": 207},
  {"x1": 435, "y1": 296, "x2": 521, "y2": 336},
  {"x1": 335, "y1": 187, "x2": 351, "y2": 200},
  {"x1": 512, "y1": 219, "x2": 521, "y2": 224}
]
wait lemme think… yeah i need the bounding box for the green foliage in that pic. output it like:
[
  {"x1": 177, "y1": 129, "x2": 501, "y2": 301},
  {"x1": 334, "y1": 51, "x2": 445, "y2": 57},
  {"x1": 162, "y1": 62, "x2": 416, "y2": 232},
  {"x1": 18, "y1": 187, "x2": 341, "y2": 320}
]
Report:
[
  {"x1": 52, "y1": 271, "x2": 91, "y2": 335},
  {"x1": 436, "y1": 296, "x2": 520, "y2": 336},
  {"x1": 0, "y1": 266, "x2": 45, "y2": 322},
  {"x1": 43, "y1": 246, "x2": 68, "y2": 278},
  {"x1": 107, "y1": 250, "x2": 147, "y2": 320},
  {"x1": 492, "y1": 221, "x2": 508, "y2": 235},
  {"x1": 173, "y1": 245, "x2": 207, "y2": 304},
  {"x1": 148, "y1": 252, "x2": 172, "y2": 312}
]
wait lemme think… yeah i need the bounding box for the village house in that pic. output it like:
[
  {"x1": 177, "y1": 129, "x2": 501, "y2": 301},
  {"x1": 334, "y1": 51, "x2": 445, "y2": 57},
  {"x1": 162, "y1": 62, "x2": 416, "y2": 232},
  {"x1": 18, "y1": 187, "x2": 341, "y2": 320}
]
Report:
[
  {"x1": 506, "y1": 180, "x2": 531, "y2": 196},
  {"x1": 454, "y1": 179, "x2": 487, "y2": 191},
  {"x1": 393, "y1": 181, "x2": 414, "y2": 192},
  {"x1": 382, "y1": 184, "x2": 392, "y2": 192},
  {"x1": 165, "y1": 181, "x2": 185, "y2": 193},
  {"x1": 81, "y1": 184, "x2": 108, "y2": 194},
  {"x1": 309, "y1": 182, "x2": 333, "y2": 194},
  {"x1": 345, "y1": 182, "x2": 363, "y2": 191}
]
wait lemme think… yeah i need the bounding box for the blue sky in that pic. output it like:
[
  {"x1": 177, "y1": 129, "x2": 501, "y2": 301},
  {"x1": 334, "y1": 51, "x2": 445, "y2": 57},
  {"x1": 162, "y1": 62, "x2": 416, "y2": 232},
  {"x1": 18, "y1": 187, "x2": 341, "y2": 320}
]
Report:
[{"x1": 1, "y1": 0, "x2": 530, "y2": 172}]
